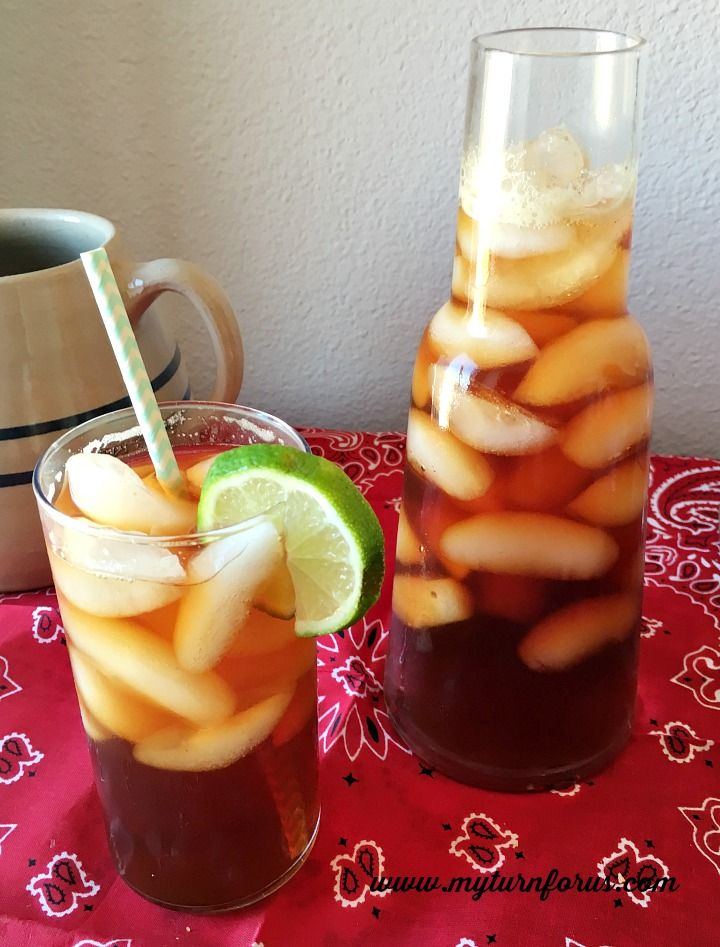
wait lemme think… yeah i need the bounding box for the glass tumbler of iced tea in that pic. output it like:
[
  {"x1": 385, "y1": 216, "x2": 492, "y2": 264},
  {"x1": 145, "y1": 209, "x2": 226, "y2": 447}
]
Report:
[
  {"x1": 385, "y1": 29, "x2": 651, "y2": 791},
  {"x1": 34, "y1": 402, "x2": 320, "y2": 910}
]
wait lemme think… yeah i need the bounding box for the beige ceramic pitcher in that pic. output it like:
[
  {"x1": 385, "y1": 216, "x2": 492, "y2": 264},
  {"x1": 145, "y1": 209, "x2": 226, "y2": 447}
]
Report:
[{"x1": 0, "y1": 208, "x2": 244, "y2": 591}]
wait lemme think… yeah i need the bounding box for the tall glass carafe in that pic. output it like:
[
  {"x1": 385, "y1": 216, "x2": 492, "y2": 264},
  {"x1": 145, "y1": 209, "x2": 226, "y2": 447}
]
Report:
[{"x1": 385, "y1": 29, "x2": 651, "y2": 791}]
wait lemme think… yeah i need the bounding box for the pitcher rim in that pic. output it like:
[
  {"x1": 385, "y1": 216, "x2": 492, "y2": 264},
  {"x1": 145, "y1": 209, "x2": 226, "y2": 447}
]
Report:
[{"x1": 0, "y1": 208, "x2": 116, "y2": 282}]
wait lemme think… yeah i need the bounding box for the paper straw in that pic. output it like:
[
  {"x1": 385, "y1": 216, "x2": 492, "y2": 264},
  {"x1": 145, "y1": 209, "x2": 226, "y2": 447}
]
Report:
[{"x1": 80, "y1": 248, "x2": 186, "y2": 497}]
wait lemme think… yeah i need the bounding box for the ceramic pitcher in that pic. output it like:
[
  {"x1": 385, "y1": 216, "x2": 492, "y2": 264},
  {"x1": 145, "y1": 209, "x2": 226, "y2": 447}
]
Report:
[{"x1": 0, "y1": 208, "x2": 244, "y2": 590}]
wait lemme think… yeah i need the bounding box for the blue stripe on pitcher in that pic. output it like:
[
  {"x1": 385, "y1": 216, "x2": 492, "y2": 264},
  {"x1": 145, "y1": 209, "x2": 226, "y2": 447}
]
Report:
[{"x1": 0, "y1": 347, "x2": 190, "y2": 488}]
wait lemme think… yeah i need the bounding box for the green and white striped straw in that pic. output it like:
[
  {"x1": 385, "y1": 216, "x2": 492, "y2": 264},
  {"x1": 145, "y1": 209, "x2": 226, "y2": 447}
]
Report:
[{"x1": 80, "y1": 248, "x2": 186, "y2": 497}]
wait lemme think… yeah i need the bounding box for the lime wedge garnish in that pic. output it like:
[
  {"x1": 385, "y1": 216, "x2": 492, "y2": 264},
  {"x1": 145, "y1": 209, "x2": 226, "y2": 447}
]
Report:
[{"x1": 197, "y1": 445, "x2": 385, "y2": 637}]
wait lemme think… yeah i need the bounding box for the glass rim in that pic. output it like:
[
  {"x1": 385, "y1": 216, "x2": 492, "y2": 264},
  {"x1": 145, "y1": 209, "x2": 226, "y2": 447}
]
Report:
[
  {"x1": 33, "y1": 400, "x2": 309, "y2": 547},
  {"x1": 472, "y1": 27, "x2": 646, "y2": 59}
]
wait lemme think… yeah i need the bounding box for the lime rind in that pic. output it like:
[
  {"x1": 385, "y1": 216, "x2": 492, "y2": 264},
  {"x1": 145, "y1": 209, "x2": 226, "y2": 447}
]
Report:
[{"x1": 197, "y1": 445, "x2": 385, "y2": 636}]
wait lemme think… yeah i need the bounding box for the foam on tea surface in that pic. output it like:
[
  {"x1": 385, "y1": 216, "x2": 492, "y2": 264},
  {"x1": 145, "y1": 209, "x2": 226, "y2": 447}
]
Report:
[{"x1": 460, "y1": 127, "x2": 636, "y2": 229}]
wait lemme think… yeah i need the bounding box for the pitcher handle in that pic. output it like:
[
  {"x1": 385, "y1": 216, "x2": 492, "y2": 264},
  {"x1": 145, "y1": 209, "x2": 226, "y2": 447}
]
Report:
[{"x1": 120, "y1": 258, "x2": 244, "y2": 404}]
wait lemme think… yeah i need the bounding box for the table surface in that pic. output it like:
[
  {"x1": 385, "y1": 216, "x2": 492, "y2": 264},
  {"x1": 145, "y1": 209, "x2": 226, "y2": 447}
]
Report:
[{"x1": 1, "y1": 429, "x2": 719, "y2": 947}]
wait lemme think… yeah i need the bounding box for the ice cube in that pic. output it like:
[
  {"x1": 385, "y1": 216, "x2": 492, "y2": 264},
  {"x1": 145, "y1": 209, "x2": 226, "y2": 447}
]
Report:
[
  {"x1": 523, "y1": 128, "x2": 587, "y2": 187},
  {"x1": 186, "y1": 456, "x2": 215, "y2": 498},
  {"x1": 561, "y1": 384, "x2": 653, "y2": 469},
  {"x1": 514, "y1": 318, "x2": 651, "y2": 406},
  {"x1": 484, "y1": 230, "x2": 617, "y2": 311},
  {"x1": 47, "y1": 517, "x2": 185, "y2": 617},
  {"x1": 429, "y1": 300, "x2": 537, "y2": 370},
  {"x1": 518, "y1": 593, "x2": 637, "y2": 671},
  {"x1": 406, "y1": 409, "x2": 494, "y2": 501},
  {"x1": 133, "y1": 690, "x2": 294, "y2": 771},
  {"x1": 579, "y1": 163, "x2": 635, "y2": 214},
  {"x1": 60, "y1": 601, "x2": 235, "y2": 727},
  {"x1": 392, "y1": 574, "x2": 473, "y2": 628},
  {"x1": 50, "y1": 518, "x2": 186, "y2": 580},
  {"x1": 488, "y1": 222, "x2": 575, "y2": 259},
  {"x1": 50, "y1": 531, "x2": 185, "y2": 618},
  {"x1": 432, "y1": 367, "x2": 556, "y2": 456},
  {"x1": 566, "y1": 458, "x2": 648, "y2": 526},
  {"x1": 558, "y1": 249, "x2": 630, "y2": 320},
  {"x1": 174, "y1": 520, "x2": 283, "y2": 672},
  {"x1": 440, "y1": 512, "x2": 617, "y2": 579},
  {"x1": 69, "y1": 646, "x2": 176, "y2": 743},
  {"x1": 457, "y1": 206, "x2": 575, "y2": 260},
  {"x1": 66, "y1": 453, "x2": 196, "y2": 535},
  {"x1": 395, "y1": 506, "x2": 423, "y2": 565}
]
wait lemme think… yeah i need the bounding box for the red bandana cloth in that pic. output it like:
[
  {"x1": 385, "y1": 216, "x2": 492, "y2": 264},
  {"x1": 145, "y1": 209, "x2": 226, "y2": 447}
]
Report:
[{"x1": 0, "y1": 431, "x2": 718, "y2": 946}]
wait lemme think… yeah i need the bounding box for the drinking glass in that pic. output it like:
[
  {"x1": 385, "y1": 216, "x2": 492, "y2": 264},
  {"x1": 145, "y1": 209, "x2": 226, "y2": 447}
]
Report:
[{"x1": 34, "y1": 402, "x2": 319, "y2": 910}]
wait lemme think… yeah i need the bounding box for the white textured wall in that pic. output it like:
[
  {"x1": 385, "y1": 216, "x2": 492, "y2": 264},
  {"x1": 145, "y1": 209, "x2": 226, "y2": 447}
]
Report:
[{"x1": 2, "y1": 1, "x2": 718, "y2": 455}]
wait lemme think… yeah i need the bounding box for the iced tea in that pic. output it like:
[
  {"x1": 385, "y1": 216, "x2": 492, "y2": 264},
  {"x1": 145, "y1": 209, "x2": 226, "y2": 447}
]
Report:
[
  {"x1": 35, "y1": 405, "x2": 320, "y2": 910},
  {"x1": 386, "y1": 125, "x2": 652, "y2": 790}
]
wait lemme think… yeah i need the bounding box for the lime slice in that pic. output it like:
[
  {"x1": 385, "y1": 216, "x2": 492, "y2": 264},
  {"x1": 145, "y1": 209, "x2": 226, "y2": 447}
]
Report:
[{"x1": 197, "y1": 445, "x2": 385, "y2": 637}]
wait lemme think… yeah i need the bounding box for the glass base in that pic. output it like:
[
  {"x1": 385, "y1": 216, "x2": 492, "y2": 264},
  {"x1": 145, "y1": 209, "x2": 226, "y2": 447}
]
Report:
[
  {"x1": 389, "y1": 707, "x2": 632, "y2": 792},
  {"x1": 120, "y1": 809, "x2": 321, "y2": 913}
]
